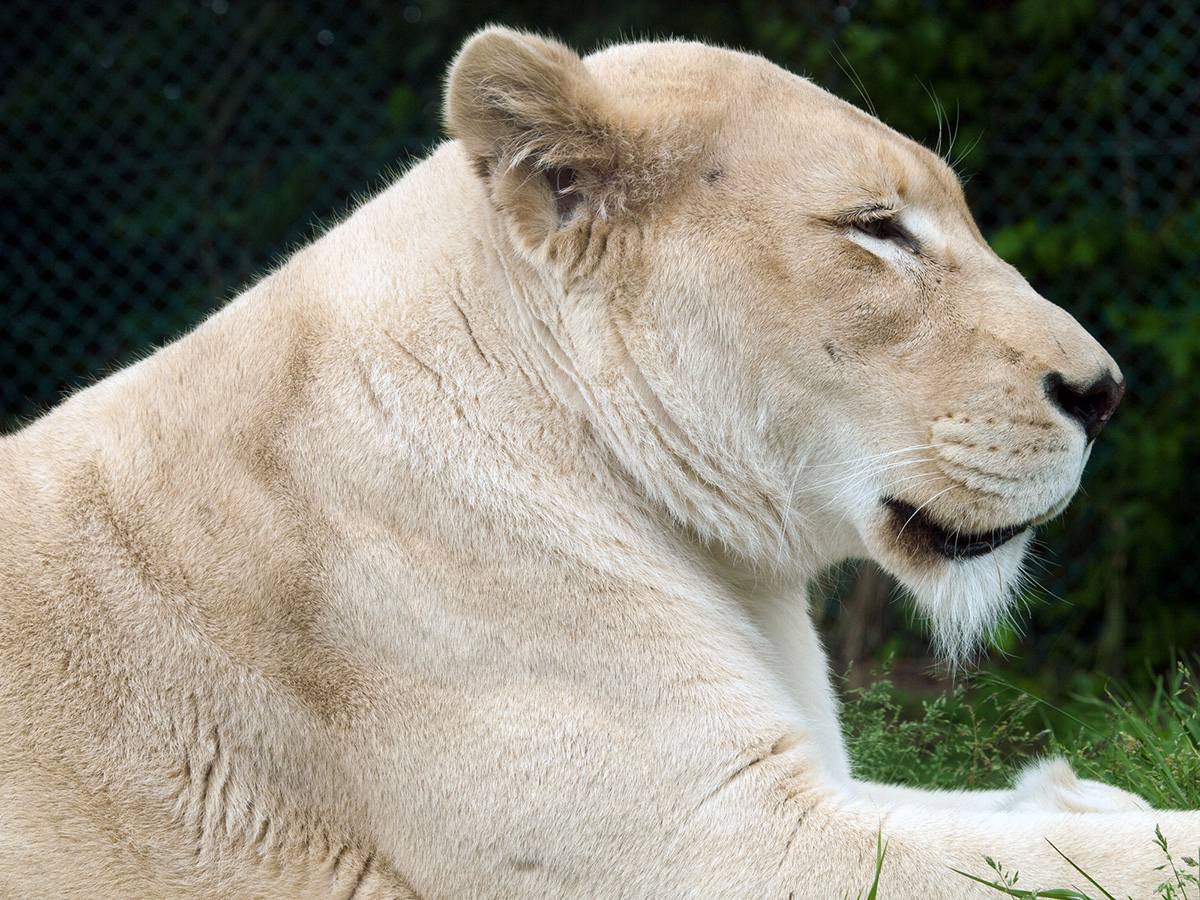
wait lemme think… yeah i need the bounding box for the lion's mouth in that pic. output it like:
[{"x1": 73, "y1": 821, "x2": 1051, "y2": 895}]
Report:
[{"x1": 882, "y1": 497, "x2": 1031, "y2": 560}]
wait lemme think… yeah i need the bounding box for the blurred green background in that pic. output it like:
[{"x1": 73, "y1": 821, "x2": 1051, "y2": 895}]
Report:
[{"x1": 3, "y1": 0, "x2": 1197, "y2": 697}]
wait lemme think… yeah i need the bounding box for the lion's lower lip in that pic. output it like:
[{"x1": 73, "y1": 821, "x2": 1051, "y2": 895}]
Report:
[{"x1": 882, "y1": 497, "x2": 1030, "y2": 560}]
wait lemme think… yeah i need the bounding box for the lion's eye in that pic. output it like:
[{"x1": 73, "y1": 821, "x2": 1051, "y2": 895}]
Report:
[{"x1": 852, "y1": 216, "x2": 919, "y2": 252}]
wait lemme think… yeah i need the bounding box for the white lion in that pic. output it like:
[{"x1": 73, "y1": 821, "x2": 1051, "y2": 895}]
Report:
[{"x1": 0, "y1": 26, "x2": 1193, "y2": 898}]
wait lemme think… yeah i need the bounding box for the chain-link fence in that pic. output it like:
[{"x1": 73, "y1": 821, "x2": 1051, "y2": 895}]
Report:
[{"x1": 3, "y1": 1, "x2": 1197, "y2": 684}]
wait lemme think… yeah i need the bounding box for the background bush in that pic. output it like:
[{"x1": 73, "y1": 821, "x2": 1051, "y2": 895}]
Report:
[{"x1": 3, "y1": 0, "x2": 1196, "y2": 695}]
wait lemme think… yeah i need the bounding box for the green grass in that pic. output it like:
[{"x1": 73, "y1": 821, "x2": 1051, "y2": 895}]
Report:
[{"x1": 842, "y1": 661, "x2": 1200, "y2": 898}]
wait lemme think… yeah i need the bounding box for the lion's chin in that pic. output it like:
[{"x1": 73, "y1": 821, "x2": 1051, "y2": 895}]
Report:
[{"x1": 864, "y1": 511, "x2": 1033, "y2": 665}]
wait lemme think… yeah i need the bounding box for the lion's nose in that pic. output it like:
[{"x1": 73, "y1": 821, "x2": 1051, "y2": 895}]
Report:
[{"x1": 1043, "y1": 371, "x2": 1125, "y2": 442}]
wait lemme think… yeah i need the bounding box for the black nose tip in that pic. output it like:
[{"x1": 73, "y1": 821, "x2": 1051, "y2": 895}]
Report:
[{"x1": 1044, "y1": 371, "x2": 1125, "y2": 441}]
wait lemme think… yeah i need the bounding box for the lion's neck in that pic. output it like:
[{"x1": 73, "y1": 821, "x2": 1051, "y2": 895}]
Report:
[{"x1": 305, "y1": 143, "x2": 837, "y2": 584}]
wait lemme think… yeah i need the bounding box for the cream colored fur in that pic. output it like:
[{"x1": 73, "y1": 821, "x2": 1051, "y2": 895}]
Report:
[{"x1": 0, "y1": 27, "x2": 1194, "y2": 898}]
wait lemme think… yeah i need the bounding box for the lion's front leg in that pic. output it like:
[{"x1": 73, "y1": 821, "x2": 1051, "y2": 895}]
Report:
[
  {"x1": 851, "y1": 779, "x2": 1015, "y2": 810},
  {"x1": 762, "y1": 594, "x2": 1151, "y2": 815},
  {"x1": 660, "y1": 744, "x2": 1199, "y2": 897},
  {"x1": 852, "y1": 759, "x2": 1151, "y2": 813}
]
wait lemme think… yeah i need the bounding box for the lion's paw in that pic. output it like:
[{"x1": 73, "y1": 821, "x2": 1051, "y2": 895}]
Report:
[{"x1": 1000, "y1": 758, "x2": 1151, "y2": 813}]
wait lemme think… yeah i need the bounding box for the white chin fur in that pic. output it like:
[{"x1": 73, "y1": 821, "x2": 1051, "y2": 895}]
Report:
[{"x1": 890, "y1": 531, "x2": 1032, "y2": 665}]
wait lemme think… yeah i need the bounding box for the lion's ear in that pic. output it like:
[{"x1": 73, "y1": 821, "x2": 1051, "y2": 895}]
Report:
[{"x1": 444, "y1": 26, "x2": 651, "y2": 251}]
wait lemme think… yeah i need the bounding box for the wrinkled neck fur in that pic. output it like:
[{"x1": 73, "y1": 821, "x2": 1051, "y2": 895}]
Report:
[
  {"x1": 455, "y1": 173, "x2": 823, "y2": 579},
  {"x1": 477, "y1": 212, "x2": 602, "y2": 425}
]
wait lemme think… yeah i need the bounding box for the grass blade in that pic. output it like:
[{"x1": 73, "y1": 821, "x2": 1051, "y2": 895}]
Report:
[{"x1": 1044, "y1": 839, "x2": 1117, "y2": 900}]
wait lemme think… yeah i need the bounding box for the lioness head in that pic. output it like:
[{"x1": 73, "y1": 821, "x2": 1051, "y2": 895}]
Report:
[{"x1": 445, "y1": 28, "x2": 1123, "y2": 657}]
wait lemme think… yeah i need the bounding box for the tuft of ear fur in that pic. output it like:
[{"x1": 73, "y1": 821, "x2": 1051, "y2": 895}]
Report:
[{"x1": 443, "y1": 27, "x2": 674, "y2": 251}]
